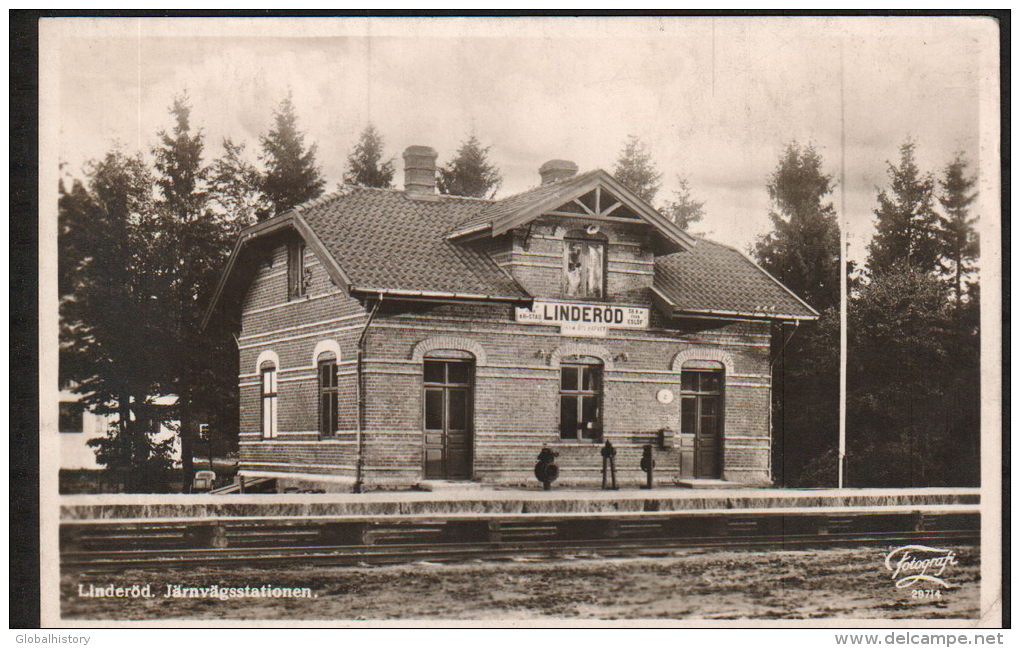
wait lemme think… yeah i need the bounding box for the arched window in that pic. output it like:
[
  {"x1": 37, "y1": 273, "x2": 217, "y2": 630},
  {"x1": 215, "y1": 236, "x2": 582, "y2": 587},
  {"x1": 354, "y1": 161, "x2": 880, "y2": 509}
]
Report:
[
  {"x1": 260, "y1": 360, "x2": 278, "y2": 439},
  {"x1": 559, "y1": 355, "x2": 603, "y2": 441},
  {"x1": 317, "y1": 351, "x2": 338, "y2": 438},
  {"x1": 563, "y1": 229, "x2": 606, "y2": 299}
]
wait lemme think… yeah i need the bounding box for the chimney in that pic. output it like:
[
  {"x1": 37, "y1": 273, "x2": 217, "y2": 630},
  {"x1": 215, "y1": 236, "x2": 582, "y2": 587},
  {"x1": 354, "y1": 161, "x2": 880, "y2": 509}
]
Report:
[
  {"x1": 539, "y1": 159, "x2": 578, "y2": 185},
  {"x1": 403, "y1": 145, "x2": 438, "y2": 196}
]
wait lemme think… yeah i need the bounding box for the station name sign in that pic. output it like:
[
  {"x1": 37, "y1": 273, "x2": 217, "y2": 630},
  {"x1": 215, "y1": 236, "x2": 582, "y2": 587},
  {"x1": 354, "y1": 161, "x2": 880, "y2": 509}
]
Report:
[{"x1": 515, "y1": 301, "x2": 650, "y2": 337}]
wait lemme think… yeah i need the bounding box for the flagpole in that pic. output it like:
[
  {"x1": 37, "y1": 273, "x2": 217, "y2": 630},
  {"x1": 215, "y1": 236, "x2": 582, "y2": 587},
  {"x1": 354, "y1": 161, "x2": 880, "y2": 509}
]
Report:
[{"x1": 838, "y1": 39, "x2": 848, "y2": 489}]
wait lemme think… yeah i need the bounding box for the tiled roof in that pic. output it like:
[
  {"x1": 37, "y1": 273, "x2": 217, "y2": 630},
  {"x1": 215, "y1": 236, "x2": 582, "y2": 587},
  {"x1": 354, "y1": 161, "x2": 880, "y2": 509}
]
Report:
[
  {"x1": 295, "y1": 187, "x2": 528, "y2": 300},
  {"x1": 654, "y1": 238, "x2": 818, "y2": 320},
  {"x1": 284, "y1": 187, "x2": 814, "y2": 319},
  {"x1": 448, "y1": 170, "x2": 602, "y2": 237}
]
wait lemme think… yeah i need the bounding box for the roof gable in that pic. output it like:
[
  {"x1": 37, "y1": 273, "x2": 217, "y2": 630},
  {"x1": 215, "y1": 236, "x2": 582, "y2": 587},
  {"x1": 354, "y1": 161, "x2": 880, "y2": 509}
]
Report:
[
  {"x1": 200, "y1": 212, "x2": 352, "y2": 329},
  {"x1": 203, "y1": 186, "x2": 532, "y2": 328},
  {"x1": 446, "y1": 170, "x2": 695, "y2": 253}
]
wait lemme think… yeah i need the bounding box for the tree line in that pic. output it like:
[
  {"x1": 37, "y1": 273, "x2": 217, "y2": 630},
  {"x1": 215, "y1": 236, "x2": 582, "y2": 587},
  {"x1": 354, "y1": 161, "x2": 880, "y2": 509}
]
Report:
[
  {"x1": 605, "y1": 133, "x2": 979, "y2": 487},
  {"x1": 59, "y1": 89, "x2": 979, "y2": 490},
  {"x1": 757, "y1": 141, "x2": 980, "y2": 487}
]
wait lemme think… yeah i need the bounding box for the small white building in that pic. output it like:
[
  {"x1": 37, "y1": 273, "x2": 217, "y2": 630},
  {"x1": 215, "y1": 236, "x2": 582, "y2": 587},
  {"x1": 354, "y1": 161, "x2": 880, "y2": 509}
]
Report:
[{"x1": 58, "y1": 390, "x2": 182, "y2": 470}]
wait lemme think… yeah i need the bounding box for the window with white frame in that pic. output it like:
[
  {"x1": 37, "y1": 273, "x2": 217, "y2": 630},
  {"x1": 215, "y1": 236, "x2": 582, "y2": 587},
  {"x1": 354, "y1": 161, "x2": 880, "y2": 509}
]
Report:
[
  {"x1": 317, "y1": 354, "x2": 338, "y2": 437},
  {"x1": 260, "y1": 362, "x2": 278, "y2": 439}
]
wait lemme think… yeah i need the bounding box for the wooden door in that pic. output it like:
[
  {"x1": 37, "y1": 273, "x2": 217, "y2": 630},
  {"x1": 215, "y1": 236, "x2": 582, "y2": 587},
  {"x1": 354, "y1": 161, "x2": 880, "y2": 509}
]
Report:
[
  {"x1": 694, "y1": 392, "x2": 721, "y2": 478},
  {"x1": 680, "y1": 370, "x2": 723, "y2": 479},
  {"x1": 423, "y1": 359, "x2": 473, "y2": 479}
]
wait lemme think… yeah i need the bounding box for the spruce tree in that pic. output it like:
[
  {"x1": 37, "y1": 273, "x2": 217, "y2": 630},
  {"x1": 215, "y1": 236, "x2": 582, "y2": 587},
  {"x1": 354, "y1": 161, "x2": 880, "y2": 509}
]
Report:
[
  {"x1": 209, "y1": 137, "x2": 273, "y2": 229},
  {"x1": 867, "y1": 140, "x2": 941, "y2": 276},
  {"x1": 150, "y1": 95, "x2": 236, "y2": 487},
  {"x1": 754, "y1": 142, "x2": 841, "y2": 312},
  {"x1": 260, "y1": 94, "x2": 325, "y2": 215},
  {"x1": 612, "y1": 135, "x2": 661, "y2": 203},
  {"x1": 752, "y1": 142, "x2": 840, "y2": 487},
  {"x1": 660, "y1": 176, "x2": 706, "y2": 230},
  {"x1": 437, "y1": 134, "x2": 502, "y2": 198},
  {"x1": 937, "y1": 152, "x2": 979, "y2": 306},
  {"x1": 344, "y1": 124, "x2": 395, "y2": 188}
]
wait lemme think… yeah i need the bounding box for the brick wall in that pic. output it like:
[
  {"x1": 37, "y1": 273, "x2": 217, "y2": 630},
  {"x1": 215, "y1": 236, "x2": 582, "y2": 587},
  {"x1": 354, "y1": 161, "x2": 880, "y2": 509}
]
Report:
[
  {"x1": 353, "y1": 304, "x2": 772, "y2": 487},
  {"x1": 232, "y1": 224, "x2": 776, "y2": 490},
  {"x1": 500, "y1": 220, "x2": 654, "y2": 306},
  {"x1": 236, "y1": 235, "x2": 365, "y2": 483}
]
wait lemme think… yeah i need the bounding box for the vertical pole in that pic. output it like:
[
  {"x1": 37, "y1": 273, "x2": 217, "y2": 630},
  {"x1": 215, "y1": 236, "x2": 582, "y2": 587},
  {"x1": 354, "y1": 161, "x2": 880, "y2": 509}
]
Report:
[
  {"x1": 355, "y1": 295, "x2": 383, "y2": 494},
  {"x1": 838, "y1": 39, "x2": 848, "y2": 488}
]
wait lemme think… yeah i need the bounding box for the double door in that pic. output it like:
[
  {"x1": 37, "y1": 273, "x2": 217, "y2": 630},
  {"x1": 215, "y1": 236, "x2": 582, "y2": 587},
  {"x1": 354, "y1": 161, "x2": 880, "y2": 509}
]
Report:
[
  {"x1": 680, "y1": 370, "x2": 723, "y2": 479},
  {"x1": 423, "y1": 359, "x2": 473, "y2": 479}
]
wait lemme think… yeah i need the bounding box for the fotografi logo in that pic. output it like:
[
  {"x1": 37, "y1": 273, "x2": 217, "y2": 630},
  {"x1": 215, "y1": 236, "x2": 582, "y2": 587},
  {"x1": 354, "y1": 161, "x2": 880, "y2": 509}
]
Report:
[{"x1": 884, "y1": 545, "x2": 959, "y2": 588}]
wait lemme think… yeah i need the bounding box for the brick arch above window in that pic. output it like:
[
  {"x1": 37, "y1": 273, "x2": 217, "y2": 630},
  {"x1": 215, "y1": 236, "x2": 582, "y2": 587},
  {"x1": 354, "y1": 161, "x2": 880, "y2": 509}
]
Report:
[
  {"x1": 549, "y1": 343, "x2": 614, "y2": 370},
  {"x1": 670, "y1": 347, "x2": 735, "y2": 375},
  {"x1": 411, "y1": 336, "x2": 488, "y2": 366},
  {"x1": 311, "y1": 339, "x2": 342, "y2": 365},
  {"x1": 255, "y1": 349, "x2": 280, "y2": 372}
]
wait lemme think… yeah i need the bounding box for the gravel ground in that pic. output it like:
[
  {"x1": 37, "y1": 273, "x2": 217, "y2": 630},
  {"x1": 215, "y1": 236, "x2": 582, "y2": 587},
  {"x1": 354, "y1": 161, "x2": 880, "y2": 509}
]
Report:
[{"x1": 61, "y1": 545, "x2": 979, "y2": 622}]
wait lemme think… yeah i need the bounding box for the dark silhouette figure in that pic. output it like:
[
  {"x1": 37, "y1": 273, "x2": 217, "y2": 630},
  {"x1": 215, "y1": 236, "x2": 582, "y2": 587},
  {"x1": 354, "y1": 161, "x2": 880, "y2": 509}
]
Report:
[{"x1": 601, "y1": 441, "x2": 618, "y2": 490}]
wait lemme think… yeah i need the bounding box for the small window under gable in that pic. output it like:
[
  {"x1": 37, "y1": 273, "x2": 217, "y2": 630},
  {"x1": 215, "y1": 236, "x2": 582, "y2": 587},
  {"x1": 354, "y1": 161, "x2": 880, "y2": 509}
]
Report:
[
  {"x1": 287, "y1": 240, "x2": 306, "y2": 300},
  {"x1": 563, "y1": 229, "x2": 606, "y2": 299},
  {"x1": 547, "y1": 187, "x2": 641, "y2": 221}
]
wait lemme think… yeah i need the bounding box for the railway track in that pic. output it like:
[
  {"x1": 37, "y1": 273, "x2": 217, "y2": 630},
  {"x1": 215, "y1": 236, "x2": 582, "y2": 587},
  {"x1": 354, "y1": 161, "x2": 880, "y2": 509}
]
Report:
[{"x1": 59, "y1": 526, "x2": 975, "y2": 571}]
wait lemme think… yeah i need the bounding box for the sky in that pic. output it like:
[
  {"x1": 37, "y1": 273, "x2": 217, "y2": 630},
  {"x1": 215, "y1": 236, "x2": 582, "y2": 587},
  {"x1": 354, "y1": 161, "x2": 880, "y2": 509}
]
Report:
[{"x1": 45, "y1": 16, "x2": 998, "y2": 262}]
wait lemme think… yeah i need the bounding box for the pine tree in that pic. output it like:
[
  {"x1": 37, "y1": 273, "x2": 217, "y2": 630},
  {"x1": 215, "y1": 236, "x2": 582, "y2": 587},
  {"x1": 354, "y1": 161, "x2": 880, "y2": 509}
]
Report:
[
  {"x1": 209, "y1": 137, "x2": 272, "y2": 229},
  {"x1": 867, "y1": 140, "x2": 941, "y2": 276},
  {"x1": 937, "y1": 152, "x2": 979, "y2": 306},
  {"x1": 260, "y1": 94, "x2": 325, "y2": 216},
  {"x1": 437, "y1": 134, "x2": 502, "y2": 198},
  {"x1": 150, "y1": 95, "x2": 236, "y2": 487},
  {"x1": 754, "y1": 142, "x2": 841, "y2": 312},
  {"x1": 660, "y1": 176, "x2": 706, "y2": 230},
  {"x1": 751, "y1": 142, "x2": 841, "y2": 487},
  {"x1": 344, "y1": 124, "x2": 395, "y2": 188},
  {"x1": 612, "y1": 135, "x2": 661, "y2": 204}
]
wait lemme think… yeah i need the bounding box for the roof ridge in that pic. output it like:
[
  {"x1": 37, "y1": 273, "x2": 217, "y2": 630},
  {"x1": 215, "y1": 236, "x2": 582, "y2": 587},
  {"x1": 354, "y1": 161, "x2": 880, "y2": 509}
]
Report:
[
  {"x1": 434, "y1": 192, "x2": 494, "y2": 202},
  {"x1": 488, "y1": 168, "x2": 600, "y2": 204},
  {"x1": 339, "y1": 183, "x2": 498, "y2": 203},
  {"x1": 292, "y1": 189, "x2": 347, "y2": 214}
]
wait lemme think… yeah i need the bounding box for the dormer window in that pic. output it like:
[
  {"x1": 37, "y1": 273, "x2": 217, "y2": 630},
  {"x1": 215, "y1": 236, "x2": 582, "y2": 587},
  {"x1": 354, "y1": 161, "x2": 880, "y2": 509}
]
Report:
[{"x1": 563, "y1": 230, "x2": 606, "y2": 299}]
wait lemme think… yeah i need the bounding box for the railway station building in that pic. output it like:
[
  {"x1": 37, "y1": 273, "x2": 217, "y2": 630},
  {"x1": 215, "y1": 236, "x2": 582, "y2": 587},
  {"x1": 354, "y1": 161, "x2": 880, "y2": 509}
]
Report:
[{"x1": 204, "y1": 146, "x2": 818, "y2": 491}]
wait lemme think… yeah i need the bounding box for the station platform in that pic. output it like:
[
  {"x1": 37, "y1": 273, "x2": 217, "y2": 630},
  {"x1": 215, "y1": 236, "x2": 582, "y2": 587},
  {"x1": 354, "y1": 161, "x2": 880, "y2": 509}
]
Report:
[{"x1": 59, "y1": 486, "x2": 979, "y2": 521}]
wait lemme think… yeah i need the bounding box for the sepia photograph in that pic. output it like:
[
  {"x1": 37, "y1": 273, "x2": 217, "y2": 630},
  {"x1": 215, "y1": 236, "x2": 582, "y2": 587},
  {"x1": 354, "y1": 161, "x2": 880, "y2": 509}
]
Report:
[{"x1": 31, "y1": 14, "x2": 1003, "y2": 629}]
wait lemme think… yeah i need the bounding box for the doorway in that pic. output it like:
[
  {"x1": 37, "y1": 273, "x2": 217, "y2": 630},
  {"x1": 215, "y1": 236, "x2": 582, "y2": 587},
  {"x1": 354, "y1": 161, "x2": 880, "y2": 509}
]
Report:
[
  {"x1": 423, "y1": 358, "x2": 474, "y2": 479},
  {"x1": 680, "y1": 368, "x2": 723, "y2": 479}
]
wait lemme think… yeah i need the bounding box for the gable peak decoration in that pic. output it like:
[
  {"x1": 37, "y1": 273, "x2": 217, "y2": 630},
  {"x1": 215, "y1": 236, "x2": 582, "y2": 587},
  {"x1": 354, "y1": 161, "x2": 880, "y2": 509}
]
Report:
[{"x1": 446, "y1": 167, "x2": 694, "y2": 254}]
